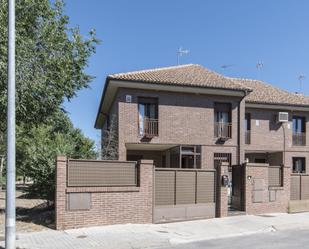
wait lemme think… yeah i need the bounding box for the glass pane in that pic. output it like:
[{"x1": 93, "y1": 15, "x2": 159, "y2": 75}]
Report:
[
  {"x1": 195, "y1": 155, "x2": 201, "y2": 169},
  {"x1": 221, "y1": 112, "x2": 229, "y2": 123},
  {"x1": 170, "y1": 146, "x2": 180, "y2": 168},
  {"x1": 181, "y1": 155, "x2": 194, "y2": 168},
  {"x1": 293, "y1": 118, "x2": 297, "y2": 133},
  {"x1": 293, "y1": 158, "x2": 306, "y2": 173},
  {"x1": 181, "y1": 146, "x2": 194, "y2": 154},
  {"x1": 138, "y1": 104, "x2": 145, "y2": 135},
  {"x1": 298, "y1": 119, "x2": 302, "y2": 133},
  {"x1": 148, "y1": 104, "x2": 156, "y2": 119}
]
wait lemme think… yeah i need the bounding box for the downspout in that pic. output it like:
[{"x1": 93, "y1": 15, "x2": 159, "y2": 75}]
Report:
[
  {"x1": 282, "y1": 123, "x2": 286, "y2": 167},
  {"x1": 238, "y1": 90, "x2": 249, "y2": 165}
]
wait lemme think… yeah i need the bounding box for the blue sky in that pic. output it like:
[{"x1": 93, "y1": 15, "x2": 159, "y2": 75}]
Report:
[{"x1": 63, "y1": 0, "x2": 309, "y2": 144}]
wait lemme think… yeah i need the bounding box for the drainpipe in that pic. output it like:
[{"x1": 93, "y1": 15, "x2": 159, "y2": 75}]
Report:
[{"x1": 237, "y1": 90, "x2": 249, "y2": 165}]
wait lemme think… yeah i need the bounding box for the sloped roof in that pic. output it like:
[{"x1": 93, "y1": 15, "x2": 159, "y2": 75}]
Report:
[
  {"x1": 232, "y1": 78, "x2": 309, "y2": 107},
  {"x1": 108, "y1": 64, "x2": 251, "y2": 92}
]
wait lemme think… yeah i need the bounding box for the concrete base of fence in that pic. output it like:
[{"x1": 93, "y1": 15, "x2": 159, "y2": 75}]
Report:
[
  {"x1": 55, "y1": 157, "x2": 154, "y2": 230},
  {"x1": 289, "y1": 200, "x2": 309, "y2": 213},
  {"x1": 154, "y1": 203, "x2": 216, "y2": 223}
]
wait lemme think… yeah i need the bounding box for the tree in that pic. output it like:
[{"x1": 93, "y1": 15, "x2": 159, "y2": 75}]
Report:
[
  {"x1": 0, "y1": 0, "x2": 98, "y2": 134},
  {"x1": 17, "y1": 111, "x2": 96, "y2": 201},
  {"x1": 0, "y1": 0, "x2": 99, "y2": 198},
  {"x1": 101, "y1": 115, "x2": 118, "y2": 160}
]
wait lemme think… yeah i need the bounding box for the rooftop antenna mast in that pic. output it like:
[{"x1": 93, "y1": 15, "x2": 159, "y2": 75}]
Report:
[
  {"x1": 298, "y1": 75, "x2": 305, "y2": 93},
  {"x1": 221, "y1": 64, "x2": 234, "y2": 70},
  {"x1": 256, "y1": 61, "x2": 264, "y2": 70},
  {"x1": 177, "y1": 47, "x2": 189, "y2": 65},
  {"x1": 256, "y1": 61, "x2": 264, "y2": 79}
]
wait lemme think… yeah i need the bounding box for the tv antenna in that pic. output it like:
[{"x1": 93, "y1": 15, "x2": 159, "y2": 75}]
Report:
[
  {"x1": 177, "y1": 47, "x2": 189, "y2": 65},
  {"x1": 298, "y1": 75, "x2": 305, "y2": 93},
  {"x1": 256, "y1": 61, "x2": 264, "y2": 70},
  {"x1": 221, "y1": 64, "x2": 235, "y2": 70}
]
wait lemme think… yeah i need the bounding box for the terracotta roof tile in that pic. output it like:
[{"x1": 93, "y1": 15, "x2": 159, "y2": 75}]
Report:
[
  {"x1": 232, "y1": 78, "x2": 309, "y2": 106},
  {"x1": 108, "y1": 64, "x2": 251, "y2": 91},
  {"x1": 108, "y1": 64, "x2": 309, "y2": 107}
]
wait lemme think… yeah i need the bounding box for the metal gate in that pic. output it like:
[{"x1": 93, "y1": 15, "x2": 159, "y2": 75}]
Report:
[
  {"x1": 154, "y1": 168, "x2": 216, "y2": 223},
  {"x1": 231, "y1": 165, "x2": 245, "y2": 211}
]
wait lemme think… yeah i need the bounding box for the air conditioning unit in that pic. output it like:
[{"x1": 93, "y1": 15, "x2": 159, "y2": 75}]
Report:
[{"x1": 277, "y1": 112, "x2": 289, "y2": 123}]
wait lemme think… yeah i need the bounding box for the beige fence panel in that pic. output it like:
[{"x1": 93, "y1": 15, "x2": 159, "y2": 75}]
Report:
[
  {"x1": 291, "y1": 175, "x2": 301, "y2": 200},
  {"x1": 196, "y1": 171, "x2": 215, "y2": 203},
  {"x1": 268, "y1": 166, "x2": 282, "y2": 187},
  {"x1": 301, "y1": 175, "x2": 309, "y2": 200},
  {"x1": 68, "y1": 160, "x2": 137, "y2": 187},
  {"x1": 155, "y1": 169, "x2": 215, "y2": 206},
  {"x1": 176, "y1": 171, "x2": 196, "y2": 204},
  {"x1": 155, "y1": 170, "x2": 175, "y2": 205},
  {"x1": 290, "y1": 174, "x2": 309, "y2": 201}
]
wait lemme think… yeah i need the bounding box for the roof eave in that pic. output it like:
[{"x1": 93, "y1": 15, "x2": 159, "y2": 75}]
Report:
[
  {"x1": 94, "y1": 78, "x2": 249, "y2": 129},
  {"x1": 246, "y1": 101, "x2": 309, "y2": 111}
]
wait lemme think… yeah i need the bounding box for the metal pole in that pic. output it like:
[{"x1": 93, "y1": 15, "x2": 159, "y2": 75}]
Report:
[{"x1": 6, "y1": 0, "x2": 16, "y2": 248}]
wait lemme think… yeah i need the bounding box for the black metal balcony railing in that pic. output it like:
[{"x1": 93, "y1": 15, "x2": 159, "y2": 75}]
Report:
[
  {"x1": 293, "y1": 132, "x2": 306, "y2": 146},
  {"x1": 214, "y1": 122, "x2": 232, "y2": 139},
  {"x1": 142, "y1": 118, "x2": 159, "y2": 138},
  {"x1": 245, "y1": 130, "x2": 251, "y2": 144}
]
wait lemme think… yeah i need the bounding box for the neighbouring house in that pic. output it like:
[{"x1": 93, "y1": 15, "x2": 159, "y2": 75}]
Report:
[{"x1": 55, "y1": 64, "x2": 309, "y2": 229}]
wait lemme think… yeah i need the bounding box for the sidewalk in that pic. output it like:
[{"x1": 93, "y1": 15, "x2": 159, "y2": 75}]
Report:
[{"x1": 1, "y1": 212, "x2": 309, "y2": 249}]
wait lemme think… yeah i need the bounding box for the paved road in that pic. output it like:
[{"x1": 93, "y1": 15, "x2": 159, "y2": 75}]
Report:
[{"x1": 157, "y1": 228, "x2": 309, "y2": 249}]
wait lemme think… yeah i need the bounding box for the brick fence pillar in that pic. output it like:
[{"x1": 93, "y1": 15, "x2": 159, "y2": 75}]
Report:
[
  {"x1": 138, "y1": 159, "x2": 154, "y2": 223},
  {"x1": 216, "y1": 162, "x2": 229, "y2": 217},
  {"x1": 55, "y1": 156, "x2": 67, "y2": 230}
]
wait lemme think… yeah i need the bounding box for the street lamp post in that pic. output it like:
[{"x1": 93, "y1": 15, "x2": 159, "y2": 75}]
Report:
[{"x1": 6, "y1": 0, "x2": 16, "y2": 248}]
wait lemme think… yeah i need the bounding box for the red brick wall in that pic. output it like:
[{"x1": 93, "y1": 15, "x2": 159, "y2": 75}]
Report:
[
  {"x1": 216, "y1": 162, "x2": 229, "y2": 217},
  {"x1": 113, "y1": 88, "x2": 243, "y2": 167},
  {"x1": 56, "y1": 157, "x2": 154, "y2": 230},
  {"x1": 245, "y1": 163, "x2": 290, "y2": 215}
]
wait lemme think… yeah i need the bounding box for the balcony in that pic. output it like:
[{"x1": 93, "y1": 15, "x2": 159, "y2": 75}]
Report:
[
  {"x1": 141, "y1": 118, "x2": 159, "y2": 138},
  {"x1": 293, "y1": 132, "x2": 306, "y2": 146},
  {"x1": 214, "y1": 122, "x2": 232, "y2": 140},
  {"x1": 245, "y1": 130, "x2": 251, "y2": 144}
]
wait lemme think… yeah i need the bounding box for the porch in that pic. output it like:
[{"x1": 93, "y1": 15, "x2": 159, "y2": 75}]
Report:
[{"x1": 126, "y1": 143, "x2": 202, "y2": 169}]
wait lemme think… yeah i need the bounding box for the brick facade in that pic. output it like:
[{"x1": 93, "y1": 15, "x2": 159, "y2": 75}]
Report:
[
  {"x1": 245, "y1": 163, "x2": 290, "y2": 215},
  {"x1": 100, "y1": 88, "x2": 309, "y2": 219},
  {"x1": 115, "y1": 88, "x2": 243, "y2": 168},
  {"x1": 56, "y1": 157, "x2": 154, "y2": 230}
]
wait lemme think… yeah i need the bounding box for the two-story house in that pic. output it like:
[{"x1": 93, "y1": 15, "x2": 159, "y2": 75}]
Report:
[{"x1": 94, "y1": 64, "x2": 309, "y2": 222}]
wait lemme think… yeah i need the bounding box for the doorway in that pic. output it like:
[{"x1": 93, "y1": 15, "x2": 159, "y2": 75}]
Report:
[{"x1": 230, "y1": 165, "x2": 245, "y2": 214}]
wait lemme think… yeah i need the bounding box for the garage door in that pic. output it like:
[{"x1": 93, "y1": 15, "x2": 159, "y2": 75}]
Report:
[{"x1": 154, "y1": 168, "x2": 216, "y2": 223}]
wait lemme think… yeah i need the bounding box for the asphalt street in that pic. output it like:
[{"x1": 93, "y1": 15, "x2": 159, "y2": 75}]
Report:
[{"x1": 156, "y1": 228, "x2": 309, "y2": 249}]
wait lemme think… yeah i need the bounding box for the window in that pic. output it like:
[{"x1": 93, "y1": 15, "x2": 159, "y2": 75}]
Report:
[
  {"x1": 214, "y1": 103, "x2": 232, "y2": 138},
  {"x1": 138, "y1": 98, "x2": 158, "y2": 119},
  {"x1": 138, "y1": 97, "x2": 158, "y2": 136},
  {"x1": 292, "y1": 116, "x2": 306, "y2": 146},
  {"x1": 293, "y1": 157, "x2": 306, "y2": 173},
  {"x1": 168, "y1": 145, "x2": 201, "y2": 169},
  {"x1": 214, "y1": 153, "x2": 232, "y2": 171},
  {"x1": 180, "y1": 146, "x2": 201, "y2": 169},
  {"x1": 293, "y1": 116, "x2": 305, "y2": 133},
  {"x1": 255, "y1": 158, "x2": 266, "y2": 164},
  {"x1": 245, "y1": 113, "x2": 251, "y2": 144},
  {"x1": 244, "y1": 113, "x2": 251, "y2": 131}
]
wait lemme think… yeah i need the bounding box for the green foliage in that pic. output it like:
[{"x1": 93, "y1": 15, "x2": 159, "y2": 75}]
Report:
[
  {"x1": 0, "y1": 0, "x2": 99, "y2": 133},
  {"x1": 17, "y1": 111, "x2": 96, "y2": 200},
  {"x1": 0, "y1": 0, "x2": 99, "y2": 200},
  {"x1": 101, "y1": 115, "x2": 118, "y2": 160}
]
